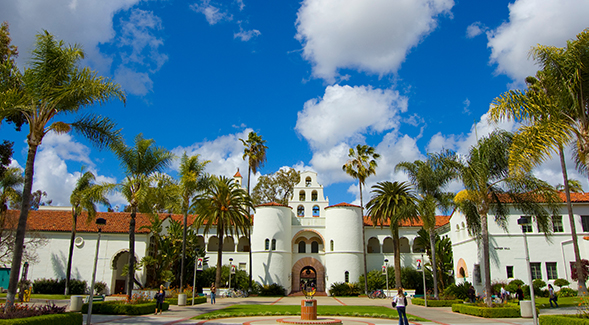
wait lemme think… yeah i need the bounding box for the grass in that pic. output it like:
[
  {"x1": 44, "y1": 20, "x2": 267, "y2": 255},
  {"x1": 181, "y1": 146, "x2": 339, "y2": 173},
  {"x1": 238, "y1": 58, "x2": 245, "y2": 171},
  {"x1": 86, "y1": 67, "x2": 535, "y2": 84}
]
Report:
[
  {"x1": 192, "y1": 305, "x2": 429, "y2": 321},
  {"x1": 533, "y1": 297, "x2": 583, "y2": 308}
]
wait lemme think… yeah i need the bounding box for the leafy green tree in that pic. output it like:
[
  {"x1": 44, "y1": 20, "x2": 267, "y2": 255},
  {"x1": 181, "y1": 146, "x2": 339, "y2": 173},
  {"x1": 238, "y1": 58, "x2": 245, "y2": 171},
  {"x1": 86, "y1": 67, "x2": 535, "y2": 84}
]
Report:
[
  {"x1": 414, "y1": 228, "x2": 454, "y2": 291},
  {"x1": 193, "y1": 176, "x2": 254, "y2": 289},
  {"x1": 343, "y1": 144, "x2": 380, "y2": 294},
  {"x1": 555, "y1": 179, "x2": 583, "y2": 193},
  {"x1": 0, "y1": 167, "x2": 23, "y2": 214},
  {"x1": 112, "y1": 134, "x2": 173, "y2": 298},
  {"x1": 0, "y1": 22, "x2": 23, "y2": 131},
  {"x1": 0, "y1": 31, "x2": 125, "y2": 306},
  {"x1": 240, "y1": 131, "x2": 267, "y2": 290},
  {"x1": 395, "y1": 150, "x2": 458, "y2": 298},
  {"x1": 454, "y1": 130, "x2": 560, "y2": 306},
  {"x1": 366, "y1": 181, "x2": 419, "y2": 288},
  {"x1": 252, "y1": 168, "x2": 300, "y2": 205},
  {"x1": 64, "y1": 168, "x2": 112, "y2": 295}
]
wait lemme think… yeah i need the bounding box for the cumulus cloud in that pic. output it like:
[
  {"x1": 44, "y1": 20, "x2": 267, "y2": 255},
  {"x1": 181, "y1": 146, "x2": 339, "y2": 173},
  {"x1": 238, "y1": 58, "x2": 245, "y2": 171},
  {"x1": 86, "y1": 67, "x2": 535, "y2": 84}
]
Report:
[
  {"x1": 295, "y1": 0, "x2": 454, "y2": 82},
  {"x1": 114, "y1": 66, "x2": 153, "y2": 96},
  {"x1": 190, "y1": 0, "x2": 233, "y2": 25},
  {"x1": 486, "y1": 0, "x2": 589, "y2": 83},
  {"x1": 466, "y1": 22, "x2": 486, "y2": 38},
  {"x1": 295, "y1": 85, "x2": 408, "y2": 150}
]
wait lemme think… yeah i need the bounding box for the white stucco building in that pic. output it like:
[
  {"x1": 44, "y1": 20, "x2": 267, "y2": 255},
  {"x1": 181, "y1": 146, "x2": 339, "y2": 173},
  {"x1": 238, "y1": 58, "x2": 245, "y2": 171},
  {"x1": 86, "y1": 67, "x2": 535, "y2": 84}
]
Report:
[
  {"x1": 449, "y1": 193, "x2": 589, "y2": 293},
  {"x1": 10, "y1": 171, "x2": 447, "y2": 295}
]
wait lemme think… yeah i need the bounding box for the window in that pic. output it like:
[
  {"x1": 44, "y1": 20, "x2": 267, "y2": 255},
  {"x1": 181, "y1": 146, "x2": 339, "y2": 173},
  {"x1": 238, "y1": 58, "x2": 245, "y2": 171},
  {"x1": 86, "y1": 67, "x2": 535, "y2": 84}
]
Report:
[
  {"x1": 311, "y1": 241, "x2": 319, "y2": 253},
  {"x1": 552, "y1": 216, "x2": 564, "y2": 232},
  {"x1": 239, "y1": 262, "x2": 246, "y2": 271},
  {"x1": 506, "y1": 266, "x2": 514, "y2": 278},
  {"x1": 546, "y1": 262, "x2": 558, "y2": 280},
  {"x1": 582, "y1": 216, "x2": 589, "y2": 232},
  {"x1": 312, "y1": 206, "x2": 320, "y2": 217},
  {"x1": 474, "y1": 264, "x2": 481, "y2": 284},
  {"x1": 522, "y1": 224, "x2": 533, "y2": 233},
  {"x1": 265, "y1": 239, "x2": 269, "y2": 250},
  {"x1": 299, "y1": 190, "x2": 306, "y2": 201},
  {"x1": 530, "y1": 262, "x2": 542, "y2": 280},
  {"x1": 330, "y1": 240, "x2": 334, "y2": 251},
  {"x1": 344, "y1": 271, "x2": 349, "y2": 283},
  {"x1": 271, "y1": 239, "x2": 276, "y2": 251},
  {"x1": 298, "y1": 241, "x2": 306, "y2": 253},
  {"x1": 297, "y1": 206, "x2": 304, "y2": 217},
  {"x1": 311, "y1": 191, "x2": 318, "y2": 201}
]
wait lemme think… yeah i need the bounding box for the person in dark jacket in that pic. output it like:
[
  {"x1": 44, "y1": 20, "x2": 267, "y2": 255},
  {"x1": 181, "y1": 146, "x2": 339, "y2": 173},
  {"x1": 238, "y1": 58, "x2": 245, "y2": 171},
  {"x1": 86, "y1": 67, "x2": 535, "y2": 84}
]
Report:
[
  {"x1": 516, "y1": 285, "x2": 524, "y2": 304},
  {"x1": 467, "y1": 285, "x2": 476, "y2": 303},
  {"x1": 155, "y1": 285, "x2": 166, "y2": 315}
]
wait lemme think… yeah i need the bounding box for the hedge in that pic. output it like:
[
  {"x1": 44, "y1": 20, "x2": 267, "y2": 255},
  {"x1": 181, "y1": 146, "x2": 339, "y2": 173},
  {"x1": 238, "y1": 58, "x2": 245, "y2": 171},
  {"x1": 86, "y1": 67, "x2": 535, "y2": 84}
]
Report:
[
  {"x1": 411, "y1": 298, "x2": 463, "y2": 307},
  {"x1": 451, "y1": 304, "x2": 522, "y2": 318},
  {"x1": 539, "y1": 315, "x2": 589, "y2": 325},
  {"x1": 81, "y1": 301, "x2": 169, "y2": 315},
  {"x1": 0, "y1": 313, "x2": 82, "y2": 325},
  {"x1": 165, "y1": 296, "x2": 207, "y2": 305}
]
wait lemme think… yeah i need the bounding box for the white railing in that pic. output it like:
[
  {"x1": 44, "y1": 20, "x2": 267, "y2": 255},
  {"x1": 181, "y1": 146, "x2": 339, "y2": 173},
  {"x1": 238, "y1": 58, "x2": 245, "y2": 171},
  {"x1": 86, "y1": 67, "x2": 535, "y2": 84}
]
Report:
[{"x1": 292, "y1": 217, "x2": 325, "y2": 227}]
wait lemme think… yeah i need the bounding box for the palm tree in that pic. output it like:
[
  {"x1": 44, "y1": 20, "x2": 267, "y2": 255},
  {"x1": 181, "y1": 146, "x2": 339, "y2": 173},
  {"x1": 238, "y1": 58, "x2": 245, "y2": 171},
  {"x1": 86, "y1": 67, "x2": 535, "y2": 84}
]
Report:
[
  {"x1": 555, "y1": 179, "x2": 583, "y2": 193},
  {"x1": 454, "y1": 130, "x2": 560, "y2": 306},
  {"x1": 175, "y1": 153, "x2": 209, "y2": 290},
  {"x1": 342, "y1": 144, "x2": 380, "y2": 294},
  {"x1": 0, "y1": 31, "x2": 125, "y2": 306},
  {"x1": 193, "y1": 176, "x2": 254, "y2": 288},
  {"x1": 0, "y1": 167, "x2": 23, "y2": 214},
  {"x1": 64, "y1": 168, "x2": 112, "y2": 295},
  {"x1": 366, "y1": 181, "x2": 419, "y2": 288},
  {"x1": 112, "y1": 134, "x2": 173, "y2": 299},
  {"x1": 239, "y1": 131, "x2": 267, "y2": 291},
  {"x1": 395, "y1": 150, "x2": 458, "y2": 298},
  {"x1": 490, "y1": 29, "x2": 589, "y2": 295}
]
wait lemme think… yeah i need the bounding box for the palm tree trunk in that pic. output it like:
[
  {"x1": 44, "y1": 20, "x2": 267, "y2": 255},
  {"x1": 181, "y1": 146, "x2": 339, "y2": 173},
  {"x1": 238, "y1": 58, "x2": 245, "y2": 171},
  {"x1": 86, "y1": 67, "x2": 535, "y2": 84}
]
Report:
[
  {"x1": 180, "y1": 211, "x2": 187, "y2": 291},
  {"x1": 429, "y1": 229, "x2": 439, "y2": 299},
  {"x1": 216, "y1": 226, "x2": 224, "y2": 289},
  {"x1": 393, "y1": 226, "x2": 402, "y2": 288},
  {"x1": 64, "y1": 210, "x2": 78, "y2": 295},
  {"x1": 559, "y1": 147, "x2": 588, "y2": 295},
  {"x1": 481, "y1": 213, "x2": 492, "y2": 307},
  {"x1": 247, "y1": 166, "x2": 252, "y2": 292},
  {"x1": 6, "y1": 143, "x2": 38, "y2": 308},
  {"x1": 127, "y1": 210, "x2": 136, "y2": 300},
  {"x1": 360, "y1": 183, "x2": 369, "y2": 295}
]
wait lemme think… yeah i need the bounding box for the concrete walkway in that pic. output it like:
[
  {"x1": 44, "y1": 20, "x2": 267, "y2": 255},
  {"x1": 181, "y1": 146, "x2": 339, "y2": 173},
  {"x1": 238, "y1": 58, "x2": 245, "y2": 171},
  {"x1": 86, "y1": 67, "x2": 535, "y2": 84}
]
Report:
[{"x1": 57, "y1": 296, "x2": 579, "y2": 324}]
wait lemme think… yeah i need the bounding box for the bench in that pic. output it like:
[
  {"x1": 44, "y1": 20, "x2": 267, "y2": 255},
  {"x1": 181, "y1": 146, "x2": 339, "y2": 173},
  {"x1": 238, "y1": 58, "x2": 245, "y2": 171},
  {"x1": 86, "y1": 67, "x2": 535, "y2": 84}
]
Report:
[{"x1": 84, "y1": 295, "x2": 105, "y2": 303}]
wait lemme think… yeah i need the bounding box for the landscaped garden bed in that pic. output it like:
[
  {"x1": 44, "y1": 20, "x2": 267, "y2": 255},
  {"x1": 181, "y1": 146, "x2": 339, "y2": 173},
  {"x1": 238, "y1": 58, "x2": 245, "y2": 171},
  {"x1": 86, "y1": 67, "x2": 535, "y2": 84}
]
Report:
[
  {"x1": 539, "y1": 315, "x2": 589, "y2": 324},
  {"x1": 411, "y1": 298, "x2": 463, "y2": 307},
  {"x1": 451, "y1": 303, "x2": 526, "y2": 318},
  {"x1": 0, "y1": 313, "x2": 82, "y2": 325}
]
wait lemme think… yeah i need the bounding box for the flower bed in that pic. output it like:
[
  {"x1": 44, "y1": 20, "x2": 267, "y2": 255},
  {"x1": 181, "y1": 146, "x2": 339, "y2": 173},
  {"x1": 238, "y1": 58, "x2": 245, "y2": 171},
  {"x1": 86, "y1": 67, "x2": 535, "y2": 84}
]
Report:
[
  {"x1": 0, "y1": 313, "x2": 81, "y2": 325},
  {"x1": 411, "y1": 298, "x2": 463, "y2": 307},
  {"x1": 81, "y1": 301, "x2": 169, "y2": 315},
  {"x1": 451, "y1": 303, "x2": 522, "y2": 318},
  {"x1": 539, "y1": 315, "x2": 589, "y2": 324}
]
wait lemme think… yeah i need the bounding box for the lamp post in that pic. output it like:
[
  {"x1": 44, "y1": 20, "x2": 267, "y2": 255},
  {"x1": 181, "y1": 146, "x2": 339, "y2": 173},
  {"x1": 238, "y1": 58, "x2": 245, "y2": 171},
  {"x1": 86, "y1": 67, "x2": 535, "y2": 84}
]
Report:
[
  {"x1": 421, "y1": 253, "x2": 427, "y2": 307},
  {"x1": 228, "y1": 258, "x2": 233, "y2": 296},
  {"x1": 518, "y1": 216, "x2": 538, "y2": 325},
  {"x1": 384, "y1": 259, "x2": 389, "y2": 297},
  {"x1": 87, "y1": 217, "x2": 106, "y2": 325}
]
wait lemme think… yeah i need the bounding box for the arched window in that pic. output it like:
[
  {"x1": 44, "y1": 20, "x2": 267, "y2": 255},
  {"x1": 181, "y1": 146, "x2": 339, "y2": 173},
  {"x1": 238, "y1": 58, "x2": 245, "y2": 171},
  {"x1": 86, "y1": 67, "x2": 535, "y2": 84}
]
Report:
[
  {"x1": 297, "y1": 205, "x2": 305, "y2": 217},
  {"x1": 345, "y1": 271, "x2": 349, "y2": 283},
  {"x1": 312, "y1": 205, "x2": 320, "y2": 217},
  {"x1": 399, "y1": 237, "x2": 410, "y2": 253},
  {"x1": 306, "y1": 177, "x2": 312, "y2": 187},
  {"x1": 412, "y1": 239, "x2": 425, "y2": 253},
  {"x1": 298, "y1": 241, "x2": 306, "y2": 253},
  {"x1": 311, "y1": 191, "x2": 318, "y2": 201},
  {"x1": 271, "y1": 239, "x2": 276, "y2": 251},
  {"x1": 196, "y1": 235, "x2": 205, "y2": 250},
  {"x1": 367, "y1": 237, "x2": 380, "y2": 253},
  {"x1": 299, "y1": 190, "x2": 306, "y2": 201},
  {"x1": 237, "y1": 236, "x2": 249, "y2": 252},
  {"x1": 311, "y1": 241, "x2": 319, "y2": 253},
  {"x1": 208, "y1": 236, "x2": 219, "y2": 252},
  {"x1": 382, "y1": 237, "x2": 394, "y2": 253},
  {"x1": 223, "y1": 236, "x2": 235, "y2": 252},
  {"x1": 330, "y1": 240, "x2": 334, "y2": 251},
  {"x1": 265, "y1": 239, "x2": 270, "y2": 250}
]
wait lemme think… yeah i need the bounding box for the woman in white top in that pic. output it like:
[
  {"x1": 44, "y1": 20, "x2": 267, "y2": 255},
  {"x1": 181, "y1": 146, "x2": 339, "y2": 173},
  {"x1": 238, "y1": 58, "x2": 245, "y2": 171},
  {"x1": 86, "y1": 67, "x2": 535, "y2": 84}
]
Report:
[{"x1": 393, "y1": 287, "x2": 408, "y2": 325}]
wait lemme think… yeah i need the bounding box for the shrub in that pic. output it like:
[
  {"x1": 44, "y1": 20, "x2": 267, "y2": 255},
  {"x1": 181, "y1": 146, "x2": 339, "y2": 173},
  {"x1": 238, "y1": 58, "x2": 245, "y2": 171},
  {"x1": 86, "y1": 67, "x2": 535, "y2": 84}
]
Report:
[
  {"x1": 539, "y1": 315, "x2": 589, "y2": 324},
  {"x1": 0, "y1": 303, "x2": 67, "y2": 320},
  {"x1": 329, "y1": 282, "x2": 362, "y2": 296},
  {"x1": 491, "y1": 281, "x2": 508, "y2": 296},
  {"x1": 452, "y1": 303, "x2": 522, "y2": 318},
  {"x1": 258, "y1": 283, "x2": 285, "y2": 296},
  {"x1": 557, "y1": 287, "x2": 578, "y2": 297},
  {"x1": 533, "y1": 279, "x2": 546, "y2": 293},
  {"x1": 94, "y1": 281, "x2": 107, "y2": 295},
  {"x1": 412, "y1": 298, "x2": 463, "y2": 307},
  {"x1": 505, "y1": 279, "x2": 524, "y2": 293},
  {"x1": 0, "y1": 312, "x2": 82, "y2": 324},
  {"x1": 443, "y1": 282, "x2": 471, "y2": 300},
  {"x1": 553, "y1": 279, "x2": 570, "y2": 288},
  {"x1": 32, "y1": 278, "x2": 87, "y2": 295}
]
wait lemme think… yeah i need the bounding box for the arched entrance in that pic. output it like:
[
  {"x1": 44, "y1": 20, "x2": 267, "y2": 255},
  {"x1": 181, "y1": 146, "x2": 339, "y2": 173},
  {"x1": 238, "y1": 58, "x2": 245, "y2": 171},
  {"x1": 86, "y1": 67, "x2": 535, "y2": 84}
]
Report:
[
  {"x1": 292, "y1": 257, "x2": 325, "y2": 294},
  {"x1": 300, "y1": 266, "x2": 317, "y2": 290}
]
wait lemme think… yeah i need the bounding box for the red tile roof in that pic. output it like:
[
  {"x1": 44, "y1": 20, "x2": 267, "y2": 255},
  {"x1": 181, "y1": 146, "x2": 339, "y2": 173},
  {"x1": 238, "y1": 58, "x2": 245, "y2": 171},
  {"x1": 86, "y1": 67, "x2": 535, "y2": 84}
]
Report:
[
  {"x1": 492, "y1": 192, "x2": 589, "y2": 203},
  {"x1": 256, "y1": 202, "x2": 291, "y2": 208},
  {"x1": 363, "y1": 215, "x2": 451, "y2": 228},
  {"x1": 325, "y1": 202, "x2": 361, "y2": 209},
  {"x1": 234, "y1": 169, "x2": 242, "y2": 178}
]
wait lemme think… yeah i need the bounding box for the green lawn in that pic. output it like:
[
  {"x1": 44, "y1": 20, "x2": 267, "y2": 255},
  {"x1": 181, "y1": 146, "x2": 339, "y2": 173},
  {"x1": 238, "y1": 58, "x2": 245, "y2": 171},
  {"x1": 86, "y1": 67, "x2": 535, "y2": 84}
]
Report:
[
  {"x1": 533, "y1": 297, "x2": 583, "y2": 308},
  {"x1": 193, "y1": 305, "x2": 428, "y2": 321}
]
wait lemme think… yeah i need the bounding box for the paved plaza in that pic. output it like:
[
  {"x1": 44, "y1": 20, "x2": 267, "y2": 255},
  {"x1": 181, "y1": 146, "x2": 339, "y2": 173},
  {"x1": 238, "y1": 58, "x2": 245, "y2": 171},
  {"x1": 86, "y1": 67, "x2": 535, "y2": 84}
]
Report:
[{"x1": 35, "y1": 295, "x2": 579, "y2": 325}]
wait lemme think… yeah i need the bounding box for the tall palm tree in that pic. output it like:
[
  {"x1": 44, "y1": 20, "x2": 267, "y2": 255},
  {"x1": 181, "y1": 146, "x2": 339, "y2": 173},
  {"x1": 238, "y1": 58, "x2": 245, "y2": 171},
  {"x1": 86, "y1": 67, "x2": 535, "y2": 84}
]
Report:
[
  {"x1": 366, "y1": 181, "x2": 419, "y2": 288},
  {"x1": 239, "y1": 131, "x2": 267, "y2": 291},
  {"x1": 0, "y1": 167, "x2": 23, "y2": 215},
  {"x1": 193, "y1": 176, "x2": 254, "y2": 288},
  {"x1": 455, "y1": 130, "x2": 560, "y2": 306},
  {"x1": 343, "y1": 144, "x2": 380, "y2": 294},
  {"x1": 0, "y1": 31, "x2": 125, "y2": 306},
  {"x1": 112, "y1": 134, "x2": 173, "y2": 299},
  {"x1": 395, "y1": 150, "x2": 458, "y2": 298},
  {"x1": 555, "y1": 179, "x2": 583, "y2": 193},
  {"x1": 64, "y1": 168, "x2": 112, "y2": 295},
  {"x1": 175, "y1": 153, "x2": 209, "y2": 290},
  {"x1": 490, "y1": 29, "x2": 589, "y2": 295}
]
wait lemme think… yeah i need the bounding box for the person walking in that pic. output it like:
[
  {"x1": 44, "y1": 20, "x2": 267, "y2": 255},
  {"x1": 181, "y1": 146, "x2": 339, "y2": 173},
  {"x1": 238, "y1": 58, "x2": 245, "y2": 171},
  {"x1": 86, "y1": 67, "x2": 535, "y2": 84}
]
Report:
[
  {"x1": 467, "y1": 285, "x2": 476, "y2": 303},
  {"x1": 548, "y1": 284, "x2": 558, "y2": 308},
  {"x1": 154, "y1": 285, "x2": 165, "y2": 315},
  {"x1": 516, "y1": 285, "x2": 524, "y2": 304},
  {"x1": 210, "y1": 283, "x2": 216, "y2": 304},
  {"x1": 393, "y1": 287, "x2": 409, "y2": 325}
]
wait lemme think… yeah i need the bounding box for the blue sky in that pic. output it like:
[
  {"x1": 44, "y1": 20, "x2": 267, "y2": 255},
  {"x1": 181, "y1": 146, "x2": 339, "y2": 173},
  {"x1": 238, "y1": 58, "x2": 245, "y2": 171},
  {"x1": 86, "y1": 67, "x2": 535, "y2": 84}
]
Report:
[{"x1": 1, "y1": 0, "x2": 588, "y2": 210}]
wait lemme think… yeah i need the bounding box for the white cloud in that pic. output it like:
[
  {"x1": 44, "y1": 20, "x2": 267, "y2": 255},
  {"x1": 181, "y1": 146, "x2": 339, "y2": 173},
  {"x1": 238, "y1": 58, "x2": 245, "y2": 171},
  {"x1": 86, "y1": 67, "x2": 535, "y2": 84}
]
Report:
[
  {"x1": 234, "y1": 24, "x2": 261, "y2": 42},
  {"x1": 190, "y1": 0, "x2": 233, "y2": 25},
  {"x1": 486, "y1": 0, "x2": 589, "y2": 83},
  {"x1": 114, "y1": 66, "x2": 153, "y2": 96},
  {"x1": 466, "y1": 22, "x2": 486, "y2": 38},
  {"x1": 295, "y1": 0, "x2": 454, "y2": 82},
  {"x1": 295, "y1": 85, "x2": 408, "y2": 150},
  {"x1": 463, "y1": 98, "x2": 471, "y2": 114}
]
